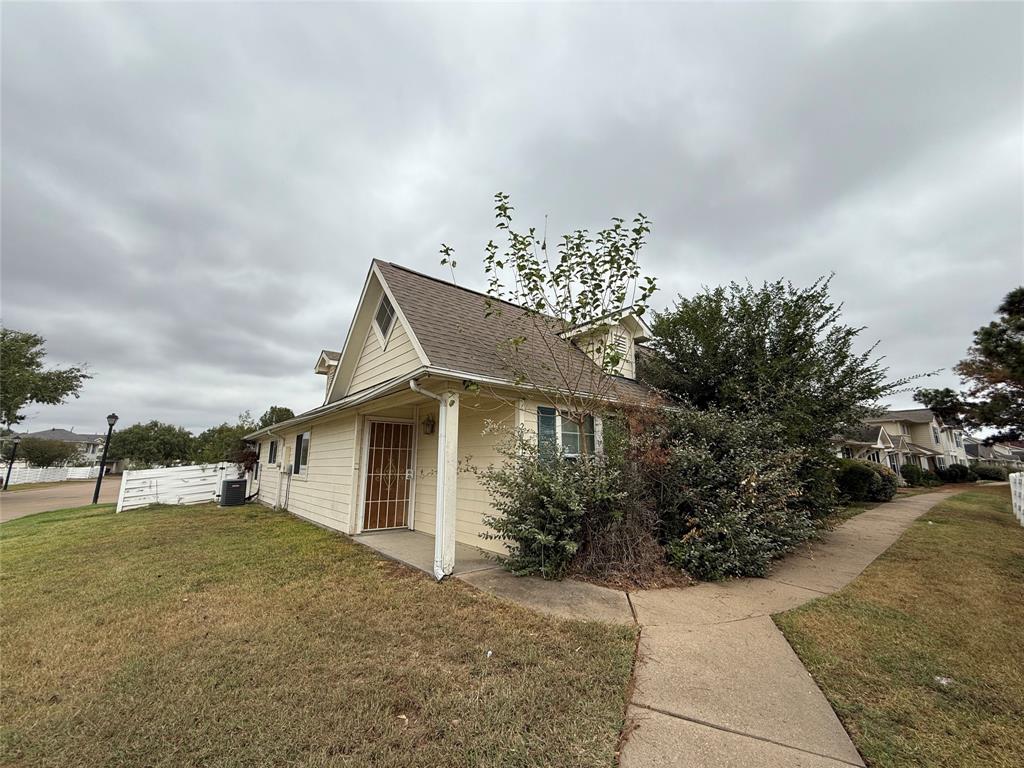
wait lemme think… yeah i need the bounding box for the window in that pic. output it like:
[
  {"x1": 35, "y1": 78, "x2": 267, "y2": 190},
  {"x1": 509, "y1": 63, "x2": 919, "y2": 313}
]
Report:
[
  {"x1": 267, "y1": 439, "x2": 278, "y2": 464},
  {"x1": 537, "y1": 407, "x2": 596, "y2": 458},
  {"x1": 932, "y1": 426, "x2": 941, "y2": 444},
  {"x1": 954, "y1": 432, "x2": 962, "y2": 448},
  {"x1": 901, "y1": 423, "x2": 909, "y2": 435},
  {"x1": 254, "y1": 442, "x2": 262, "y2": 480},
  {"x1": 868, "y1": 450, "x2": 881, "y2": 464},
  {"x1": 374, "y1": 294, "x2": 396, "y2": 345},
  {"x1": 888, "y1": 454, "x2": 899, "y2": 472},
  {"x1": 840, "y1": 447, "x2": 853, "y2": 459},
  {"x1": 293, "y1": 431, "x2": 310, "y2": 475},
  {"x1": 936, "y1": 456, "x2": 946, "y2": 469}
]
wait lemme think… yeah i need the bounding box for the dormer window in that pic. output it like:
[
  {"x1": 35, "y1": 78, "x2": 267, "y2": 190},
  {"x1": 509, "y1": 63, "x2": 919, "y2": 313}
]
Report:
[{"x1": 374, "y1": 294, "x2": 396, "y2": 347}]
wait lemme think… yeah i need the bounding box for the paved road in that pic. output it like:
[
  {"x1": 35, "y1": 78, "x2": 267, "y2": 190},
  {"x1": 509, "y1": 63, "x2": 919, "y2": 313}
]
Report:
[{"x1": 0, "y1": 479, "x2": 120, "y2": 522}]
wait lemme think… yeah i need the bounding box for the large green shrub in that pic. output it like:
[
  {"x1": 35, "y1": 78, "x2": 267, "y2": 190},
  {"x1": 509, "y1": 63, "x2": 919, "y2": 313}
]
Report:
[
  {"x1": 479, "y1": 431, "x2": 624, "y2": 579},
  {"x1": 836, "y1": 459, "x2": 898, "y2": 502},
  {"x1": 972, "y1": 463, "x2": 1008, "y2": 481},
  {"x1": 836, "y1": 459, "x2": 876, "y2": 501},
  {"x1": 936, "y1": 463, "x2": 976, "y2": 484},
  {"x1": 900, "y1": 463, "x2": 940, "y2": 487},
  {"x1": 644, "y1": 408, "x2": 814, "y2": 580}
]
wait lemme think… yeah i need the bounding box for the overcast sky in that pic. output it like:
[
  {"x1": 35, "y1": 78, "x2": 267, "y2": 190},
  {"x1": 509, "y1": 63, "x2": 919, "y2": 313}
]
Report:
[{"x1": 3, "y1": 2, "x2": 1021, "y2": 436}]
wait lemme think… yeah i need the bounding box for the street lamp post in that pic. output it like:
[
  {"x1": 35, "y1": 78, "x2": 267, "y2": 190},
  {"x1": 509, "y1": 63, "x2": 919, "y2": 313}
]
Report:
[
  {"x1": 92, "y1": 413, "x2": 119, "y2": 504},
  {"x1": 3, "y1": 435, "x2": 23, "y2": 491}
]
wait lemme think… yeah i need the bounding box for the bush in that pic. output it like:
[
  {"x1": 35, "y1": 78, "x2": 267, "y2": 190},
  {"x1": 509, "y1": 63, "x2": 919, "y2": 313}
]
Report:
[
  {"x1": 973, "y1": 464, "x2": 1008, "y2": 481},
  {"x1": 479, "y1": 431, "x2": 625, "y2": 580},
  {"x1": 836, "y1": 459, "x2": 876, "y2": 501},
  {"x1": 837, "y1": 459, "x2": 897, "y2": 502},
  {"x1": 647, "y1": 408, "x2": 814, "y2": 581},
  {"x1": 900, "y1": 463, "x2": 941, "y2": 487},
  {"x1": 936, "y1": 463, "x2": 975, "y2": 484}
]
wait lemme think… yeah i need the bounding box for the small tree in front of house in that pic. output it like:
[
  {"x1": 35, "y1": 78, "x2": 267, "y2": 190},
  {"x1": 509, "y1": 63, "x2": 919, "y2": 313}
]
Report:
[
  {"x1": 19, "y1": 438, "x2": 80, "y2": 468},
  {"x1": 442, "y1": 192, "x2": 659, "y2": 440}
]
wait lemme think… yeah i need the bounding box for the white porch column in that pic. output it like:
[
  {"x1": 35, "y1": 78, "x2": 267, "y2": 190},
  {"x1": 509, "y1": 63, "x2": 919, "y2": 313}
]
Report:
[{"x1": 433, "y1": 390, "x2": 459, "y2": 580}]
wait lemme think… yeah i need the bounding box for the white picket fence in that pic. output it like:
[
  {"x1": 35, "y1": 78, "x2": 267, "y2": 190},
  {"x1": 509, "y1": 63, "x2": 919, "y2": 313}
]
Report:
[
  {"x1": 116, "y1": 462, "x2": 246, "y2": 512},
  {"x1": 1010, "y1": 472, "x2": 1024, "y2": 527},
  {"x1": 2, "y1": 464, "x2": 100, "y2": 485}
]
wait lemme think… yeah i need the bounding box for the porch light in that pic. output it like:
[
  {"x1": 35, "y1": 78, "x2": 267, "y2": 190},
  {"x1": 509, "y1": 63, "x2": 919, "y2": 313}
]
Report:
[{"x1": 422, "y1": 414, "x2": 436, "y2": 435}]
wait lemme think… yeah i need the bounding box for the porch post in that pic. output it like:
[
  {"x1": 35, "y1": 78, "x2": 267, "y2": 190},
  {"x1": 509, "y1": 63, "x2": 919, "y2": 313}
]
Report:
[{"x1": 433, "y1": 390, "x2": 459, "y2": 579}]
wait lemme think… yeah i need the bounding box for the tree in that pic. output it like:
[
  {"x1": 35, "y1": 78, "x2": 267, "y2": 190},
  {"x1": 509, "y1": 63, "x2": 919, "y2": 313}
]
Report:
[
  {"x1": 0, "y1": 329, "x2": 90, "y2": 428},
  {"x1": 442, "y1": 192, "x2": 658, "y2": 443},
  {"x1": 193, "y1": 412, "x2": 256, "y2": 465},
  {"x1": 18, "y1": 438, "x2": 80, "y2": 467},
  {"x1": 257, "y1": 406, "x2": 294, "y2": 429},
  {"x1": 918, "y1": 287, "x2": 1024, "y2": 442},
  {"x1": 641, "y1": 277, "x2": 912, "y2": 518},
  {"x1": 108, "y1": 421, "x2": 195, "y2": 468}
]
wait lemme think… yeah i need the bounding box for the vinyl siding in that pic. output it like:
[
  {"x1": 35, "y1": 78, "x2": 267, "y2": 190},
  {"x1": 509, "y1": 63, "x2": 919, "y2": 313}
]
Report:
[
  {"x1": 348, "y1": 317, "x2": 421, "y2": 394},
  {"x1": 256, "y1": 415, "x2": 358, "y2": 533},
  {"x1": 412, "y1": 395, "x2": 513, "y2": 554}
]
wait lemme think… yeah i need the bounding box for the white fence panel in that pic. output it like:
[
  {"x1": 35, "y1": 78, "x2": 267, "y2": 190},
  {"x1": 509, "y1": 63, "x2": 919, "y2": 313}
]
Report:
[
  {"x1": 66, "y1": 466, "x2": 101, "y2": 480},
  {"x1": 1, "y1": 464, "x2": 101, "y2": 486},
  {"x1": 1010, "y1": 473, "x2": 1024, "y2": 527},
  {"x1": 116, "y1": 463, "x2": 245, "y2": 512}
]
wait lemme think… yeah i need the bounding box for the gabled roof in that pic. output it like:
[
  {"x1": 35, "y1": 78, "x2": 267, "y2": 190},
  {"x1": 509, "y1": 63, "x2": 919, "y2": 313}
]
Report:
[
  {"x1": 866, "y1": 408, "x2": 936, "y2": 424},
  {"x1": 372, "y1": 260, "x2": 651, "y2": 401},
  {"x1": 314, "y1": 349, "x2": 340, "y2": 374},
  {"x1": 22, "y1": 428, "x2": 103, "y2": 443},
  {"x1": 837, "y1": 425, "x2": 891, "y2": 447}
]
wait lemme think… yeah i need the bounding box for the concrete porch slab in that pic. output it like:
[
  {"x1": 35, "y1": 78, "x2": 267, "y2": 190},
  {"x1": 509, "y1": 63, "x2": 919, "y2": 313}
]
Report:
[
  {"x1": 353, "y1": 529, "x2": 498, "y2": 577},
  {"x1": 457, "y1": 566, "x2": 634, "y2": 625}
]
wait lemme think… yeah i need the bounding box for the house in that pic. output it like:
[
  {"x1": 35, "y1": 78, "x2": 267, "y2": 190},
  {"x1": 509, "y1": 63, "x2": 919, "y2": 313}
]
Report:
[
  {"x1": 964, "y1": 435, "x2": 1023, "y2": 469},
  {"x1": 244, "y1": 260, "x2": 654, "y2": 579},
  {"x1": 834, "y1": 408, "x2": 968, "y2": 475},
  {"x1": 20, "y1": 428, "x2": 108, "y2": 465}
]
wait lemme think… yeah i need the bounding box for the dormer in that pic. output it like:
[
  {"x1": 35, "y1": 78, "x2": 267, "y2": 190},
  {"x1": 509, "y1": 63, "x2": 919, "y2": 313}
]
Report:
[
  {"x1": 314, "y1": 349, "x2": 340, "y2": 397},
  {"x1": 560, "y1": 311, "x2": 652, "y2": 380}
]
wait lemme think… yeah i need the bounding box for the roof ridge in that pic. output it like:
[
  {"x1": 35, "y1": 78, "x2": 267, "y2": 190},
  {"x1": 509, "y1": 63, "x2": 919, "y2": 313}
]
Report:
[{"x1": 374, "y1": 259, "x2": 546, "y2": 317}]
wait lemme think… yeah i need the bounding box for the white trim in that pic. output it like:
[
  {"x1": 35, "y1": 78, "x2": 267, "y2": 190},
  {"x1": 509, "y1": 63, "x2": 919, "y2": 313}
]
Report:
[
  {"x1": 372, "y1": 262, "x2": 432, "y2": 367},
  {"x1": 370, "y1": 293, "x2": 396, "y2": 351},
  {"x1": 357, "y1": 417, "x2": 416, "y2": 533},
  {"x1": 325, "y1": 267, "x2": 376, "y2": 405}
]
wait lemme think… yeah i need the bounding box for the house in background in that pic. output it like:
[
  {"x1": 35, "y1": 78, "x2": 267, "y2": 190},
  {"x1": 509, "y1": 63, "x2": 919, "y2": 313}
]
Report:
[
  {"x1": 245, "y1": 260, "x2": 653, "y2": 579},
  {"x1": 834, "y1": 408, "x2": 967, "y2": 475},
  {"x1": 964, "y1": 436, "x2": 1023, "y2": 470},
  {"x1": 20, "y1": 428, "x2": 110, "y2": 467}
]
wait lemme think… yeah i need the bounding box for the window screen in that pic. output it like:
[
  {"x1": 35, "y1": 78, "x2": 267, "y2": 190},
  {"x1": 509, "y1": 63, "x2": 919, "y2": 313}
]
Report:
[
  {"x1": 268, "y1": 439, "x2": 278, "y2": 464},
  {"x1": 375, "y1": 295, "x2": 396, "y2": 340}
]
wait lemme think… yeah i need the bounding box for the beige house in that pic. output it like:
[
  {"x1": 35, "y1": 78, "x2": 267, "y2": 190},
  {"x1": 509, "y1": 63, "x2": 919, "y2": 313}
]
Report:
[
  {"x1": 245, "y1": 260, "x2": 652, "y2": 579},
  {"x1": 835, "y1": 408, "x2": 969, "y2": 475}
]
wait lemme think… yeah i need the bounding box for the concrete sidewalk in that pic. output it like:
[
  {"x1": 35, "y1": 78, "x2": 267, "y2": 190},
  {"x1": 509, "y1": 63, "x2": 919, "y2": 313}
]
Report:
[
  {"x1": 455, "y1": 489, "x2": 958, "y2": 767},
  {"x1": 621, "y1": 489, "x2": 958, "y2": 767}
]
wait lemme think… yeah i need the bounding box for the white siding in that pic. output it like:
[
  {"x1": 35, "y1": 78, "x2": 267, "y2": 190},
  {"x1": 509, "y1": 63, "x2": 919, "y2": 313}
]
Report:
[{"x1": 348, "y1": 318, "x2": 421, "y2": 394}]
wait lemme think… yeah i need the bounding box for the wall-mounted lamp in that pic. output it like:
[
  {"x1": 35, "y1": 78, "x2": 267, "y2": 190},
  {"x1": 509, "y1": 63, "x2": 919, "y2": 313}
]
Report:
[{"x1": 422, "y1": 414, "x2": 436, "y2": 435}]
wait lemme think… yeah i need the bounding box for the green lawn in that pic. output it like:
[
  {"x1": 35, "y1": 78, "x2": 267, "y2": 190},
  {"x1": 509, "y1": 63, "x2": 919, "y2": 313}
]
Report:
[
  {"x1": 1, "y1": 503, "x2": 636, "y2": 768},
  {"x1": 776, "y1": 486, "x2": 1024, "y2": 768}
]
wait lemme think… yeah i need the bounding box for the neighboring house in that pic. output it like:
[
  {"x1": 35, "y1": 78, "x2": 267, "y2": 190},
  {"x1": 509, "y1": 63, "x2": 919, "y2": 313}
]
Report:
[
  {"x1": 245, "y1": 260, "x2": 653, "y2": 579},
  {"x1": 20, "y1": 428, "x2": 108, "y2": 466},
  {"x1": 964, "y1": 435, "x2": 1024, "y2": 469},
  {"x1": 834, "y1": 408, "x2": 968, "y2": 475}
]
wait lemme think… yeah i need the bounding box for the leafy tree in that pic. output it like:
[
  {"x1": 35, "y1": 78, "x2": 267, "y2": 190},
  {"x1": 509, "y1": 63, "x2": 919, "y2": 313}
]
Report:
[
  {"x1": 258, "y1": 406, "x2": 294, "y2": 429},
  {"x1": 0, "y1": 329, "x2": 90, "y2": 428},
  {"x1": 917, "y1": 287, "x2": 1024, "y2": 442},
  {"x1": 642, "y1": 277, "x2": 912, "y2": 518},
  {"x1": 442, "y1": 192, "x2": 658, "y2": 445},
  {"x1": 193, "y1": 412, "x2": 256, "y2": 465},
  {"x1": 18, "y1": 438, "x2": 80, "y2": 467},
  {"x1": 108, "y1": 421, "x2": 195, "y2": 468}
]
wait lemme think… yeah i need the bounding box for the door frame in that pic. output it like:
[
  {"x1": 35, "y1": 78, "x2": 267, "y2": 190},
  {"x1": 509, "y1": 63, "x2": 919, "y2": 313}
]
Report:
[{"x1": 356, "y1": 416, "x2": 417, "y2": 534}]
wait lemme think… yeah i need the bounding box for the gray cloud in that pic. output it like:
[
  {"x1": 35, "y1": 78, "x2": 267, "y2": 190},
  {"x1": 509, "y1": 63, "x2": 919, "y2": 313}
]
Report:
[{"x1": 2, "y1": 2, "x2": 1021, "y2": 435}]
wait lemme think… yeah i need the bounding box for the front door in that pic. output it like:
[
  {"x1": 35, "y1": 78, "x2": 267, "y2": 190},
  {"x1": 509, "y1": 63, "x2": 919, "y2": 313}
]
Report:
[{"x1": 362, "y1": 421, "x2": 414, "y2": 530}]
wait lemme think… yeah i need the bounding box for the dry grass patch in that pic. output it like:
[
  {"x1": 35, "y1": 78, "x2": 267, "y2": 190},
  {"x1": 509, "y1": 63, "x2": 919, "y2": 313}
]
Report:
[
  {"x1": 1, "y1": 503, "x2": 636, "y2": 768},
  {"x1": 776, "y1": 486, "x2": 1024, "y2": 768}
]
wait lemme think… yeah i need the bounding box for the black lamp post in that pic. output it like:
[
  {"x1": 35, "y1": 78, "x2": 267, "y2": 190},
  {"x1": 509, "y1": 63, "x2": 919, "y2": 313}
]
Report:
[
  {"x1": 3, "y1": 434, "x2": 23, "y2": 491},
  {"x1": 92, "y1": 413, "x2": 118, "y2": 504}
]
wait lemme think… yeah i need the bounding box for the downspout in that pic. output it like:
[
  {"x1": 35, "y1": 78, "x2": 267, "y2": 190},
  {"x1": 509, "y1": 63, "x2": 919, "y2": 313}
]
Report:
[
  {"x1": 266, "y1": 428, "x2": 285, "y2": 510},
  {"x1": 410, "y1": 378, "x2": 450, "y2": 581}
]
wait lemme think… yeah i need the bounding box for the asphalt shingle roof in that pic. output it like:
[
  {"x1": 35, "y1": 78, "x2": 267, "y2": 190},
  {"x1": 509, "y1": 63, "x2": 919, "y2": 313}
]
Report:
[
  {"x1": 375, "y1": 260, "x2": 652, "y2": 402},
  {"x1": 865, "y1": 408, "x2": 938, "y2": 424},
  {"x1": 22, "y1": 428, "x2": 103, "y2": 443}
]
